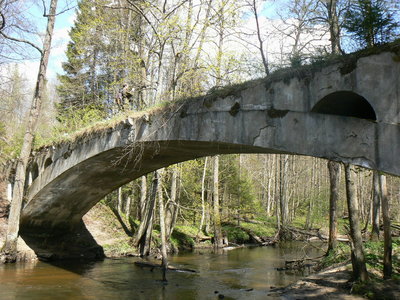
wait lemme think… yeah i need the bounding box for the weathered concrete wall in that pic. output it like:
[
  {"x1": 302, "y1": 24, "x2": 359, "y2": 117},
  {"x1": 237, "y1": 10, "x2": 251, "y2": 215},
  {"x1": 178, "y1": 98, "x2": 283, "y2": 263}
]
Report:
[{"x1": 18, "y1": 48, "x2": 400, "y2": 237}]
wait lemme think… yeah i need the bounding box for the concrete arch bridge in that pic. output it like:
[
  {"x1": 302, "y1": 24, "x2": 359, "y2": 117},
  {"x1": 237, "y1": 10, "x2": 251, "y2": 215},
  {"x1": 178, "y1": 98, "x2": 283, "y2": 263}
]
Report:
[{"x1": 7, "y1": 45, "x2": 400, "y2": 258}]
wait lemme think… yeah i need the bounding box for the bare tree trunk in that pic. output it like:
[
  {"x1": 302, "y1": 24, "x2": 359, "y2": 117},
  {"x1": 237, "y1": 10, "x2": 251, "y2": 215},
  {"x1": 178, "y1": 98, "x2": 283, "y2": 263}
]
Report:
[
  {"x1": 1, "y1": 0, "x2": 58, "y2": 263},
  {"x1": 157, "y1": 169, "x2": 168, "y2": 282},
  {"x1": 327, "y1": 160, "x2": 340, "y2": 254},
  {"x1": 305, "y1": 158, "x2": 316, "y2": 230},
  {"x1": 344, "y1": 164, "x2": 369, "y2": 282},
  {"x1": 266, "y1": 155, "x2": 273, "y2": 216},
  {"x1": 326, "y1": 0, "x2": 341, "y2": 54},
  {"x1": 125, "y1": 196, "x2": 131, "y2": 217},
  {"x1": 165, "y1": 166, "x2": 179, "y2": 240},
  {"x1": 197, "y1": 157, "x2": 208, "y2": 237},
  {"x1": 133, "y1": 173, "x2": 157, "y2": 257},
  {"x1": 279, "y1": 155, "x2": 289, "y2": 227},
  {"x1": 139, "y1": 175, "x2": 147, "y2": 221},
  {"x1": 251, "y1": 0, "x2": 269, "y2": 75},
  {"x1": 380, "y1": 174, "x2": 392, "y2": 279},
  {"x1": 212, "y1": 155, "x2": 223, "y2": 248},
  {"x1": 117, "y1": 187, "x2": 123, "y2": 215},
  {"x1": 371, "y1": 170, "x2": 381, "y2": 240},
  {"x1": 275, "y1": 155, "x2": 281, "y2": 233}
]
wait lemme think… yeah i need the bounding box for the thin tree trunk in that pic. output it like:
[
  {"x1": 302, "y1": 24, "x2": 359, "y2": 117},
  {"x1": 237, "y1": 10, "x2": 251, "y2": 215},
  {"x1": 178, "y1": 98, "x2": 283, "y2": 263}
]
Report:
[
  {"x1": 275, "y1": 155, "x2": 281, "y2": 233},
  {"x1": 213, "y1": 155, "x2": 223, "y2": 248},
  {"x1": 117, "y1": 187, "x2": 123, "y2": 215},
  {"x1": 280, "y1": 155, "x2": 289, "y2": 227},
  {"x1": 165, "y1": 166, "x2": 179, "y2": 240},
  {"x1": 344, "y1": 164, "x2": 369, "y2": 282},
  {"x1": 327, "y1": 0, "x2": 341, "y2": 54},
  {"x1": 139, "y1": 175, "x2": 147, "y2": 221},
  {"x1": 198, "y1": 157, "x2": 208, "y2": 237},
  {"x1": 371, "y1": 170, "x2": 380, "y2": 240},
  {"x1": 157, "y1": 169, "x2": 168, "y2": 282},
  {"x1": 251, "y1": 0, "x2": 269, "y2": 75},
  {"x1": 327, "y1": 160, "x2": 340, "y2": 254},
  {"x1": 125, "y1": 196, "x2": 131, "y2": 217},
  {"x1": 1, "y1": 0, "x2": 58, "y2": 263},
  {"x1": 266, "y1": 155, "x2": 273, "y2": 216},
  {"x1": 380, "y1": 174, "x2": 392, "y2": 279},
  {"x1": 305, "y1": 158, "x2": 316, "y2": 230}
]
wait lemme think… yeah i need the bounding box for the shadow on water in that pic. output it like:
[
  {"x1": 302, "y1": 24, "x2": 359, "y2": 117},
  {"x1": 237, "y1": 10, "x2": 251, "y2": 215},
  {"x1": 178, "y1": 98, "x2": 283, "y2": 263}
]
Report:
[
  {"x1": 0, "y1": 241, "x2": 324, "y2": 299},
  {"x1": 20, "y1": 220, "x2": 105, "y2": 262}
]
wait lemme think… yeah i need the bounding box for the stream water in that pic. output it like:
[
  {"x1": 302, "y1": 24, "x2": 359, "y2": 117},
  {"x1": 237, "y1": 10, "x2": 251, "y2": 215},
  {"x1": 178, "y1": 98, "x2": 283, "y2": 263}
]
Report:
[{"x1": 0, "y1": 242, "x2": 323, "y2": 299}]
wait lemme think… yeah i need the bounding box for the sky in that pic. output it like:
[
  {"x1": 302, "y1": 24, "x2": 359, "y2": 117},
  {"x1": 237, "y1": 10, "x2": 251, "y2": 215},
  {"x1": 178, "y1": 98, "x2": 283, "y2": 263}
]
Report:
[{"x1": 20, "y1": 0, "x2": 76, "y2": 86}]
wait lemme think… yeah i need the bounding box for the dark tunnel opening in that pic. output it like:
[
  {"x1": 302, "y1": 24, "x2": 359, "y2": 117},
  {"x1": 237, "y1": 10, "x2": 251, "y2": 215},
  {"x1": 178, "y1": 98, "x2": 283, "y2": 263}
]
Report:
[{"x1": 311, "y1": 91, "x2": 377, "y2": 120}]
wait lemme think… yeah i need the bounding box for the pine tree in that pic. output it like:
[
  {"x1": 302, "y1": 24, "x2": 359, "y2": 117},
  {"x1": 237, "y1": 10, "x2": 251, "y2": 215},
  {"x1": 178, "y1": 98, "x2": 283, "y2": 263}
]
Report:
[
  {"x1": 343, "y1": 0, "x2": 399, "y2": 48},
  {"x1": 57, "y1": 0, "x2": 142, "y2": 114}
]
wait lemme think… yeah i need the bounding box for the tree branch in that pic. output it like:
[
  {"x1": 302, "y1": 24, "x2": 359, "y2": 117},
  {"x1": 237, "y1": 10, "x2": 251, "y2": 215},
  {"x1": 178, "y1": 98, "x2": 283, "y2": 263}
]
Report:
[
  {"x1": 0, "y1": 10, "x2": 5, "y2": 31},
  {"x1": 0, "y1": 31, "x2": 43, "y2": 55}
]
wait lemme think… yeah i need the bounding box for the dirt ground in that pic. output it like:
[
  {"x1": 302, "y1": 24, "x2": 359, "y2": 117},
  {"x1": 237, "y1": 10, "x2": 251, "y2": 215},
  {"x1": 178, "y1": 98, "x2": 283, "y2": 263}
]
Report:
[
  {"x1": 273, "y1": 264, "x2": 364, "y2": 299},
  {"x1": 271, "y1": 263, "x2": 400, "y2": 300}
]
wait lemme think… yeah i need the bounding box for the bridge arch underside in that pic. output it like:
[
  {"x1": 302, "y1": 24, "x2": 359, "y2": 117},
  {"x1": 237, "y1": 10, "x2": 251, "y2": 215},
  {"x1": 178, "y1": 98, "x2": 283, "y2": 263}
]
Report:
[{"x1": 20, "y1": 109, "x2": 400, "y2": 238}]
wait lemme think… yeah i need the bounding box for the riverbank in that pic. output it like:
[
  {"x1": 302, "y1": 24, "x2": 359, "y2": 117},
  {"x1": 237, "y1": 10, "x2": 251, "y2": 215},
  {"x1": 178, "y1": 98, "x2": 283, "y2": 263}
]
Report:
[{"x1": 271, "y1": 261, "x2": 400, "y2": 300}]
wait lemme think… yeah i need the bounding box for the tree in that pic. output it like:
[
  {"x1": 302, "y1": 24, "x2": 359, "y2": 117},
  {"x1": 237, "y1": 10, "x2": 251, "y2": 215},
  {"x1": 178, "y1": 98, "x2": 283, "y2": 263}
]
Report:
[
  {"x1": 344, "y1": 164, "x2": 369, "y2": 282},
  {"x1": 371, "y1": 170, "x2": 380, "y2": 240},
  {"x1": 212, "y1": 155, "x2": 224, "y2": 248},
  {"x1": 133, "y1": 172, "x2": 157, "y2": 256},
  {"x1": 327, "y1": 160, "x2": 340, "y2": 254},
  {"x1": 1, "y1": 0, "x2": 59, "y2": 263},
  {"x1": 243, "y1": 0, "x2": 270, "y2": 75},
  {"x1": 380, "y1": 174, "x2": 392, "y2": 279},
  {"x1": 157, "y1": 169, "x2": 168, "y2": 281},
  {"x1": 343, "y1": 0, "x2": 399, "y2": 48},
  {"x1": 275, "y1": 0, "x2": 328, "y2": 66},
  {"x1": 326, "y1": 0, "x2": 342, "y2": 53},
  {"x1": 57, "y1": 0, "x2": 142, "y2": 115}
]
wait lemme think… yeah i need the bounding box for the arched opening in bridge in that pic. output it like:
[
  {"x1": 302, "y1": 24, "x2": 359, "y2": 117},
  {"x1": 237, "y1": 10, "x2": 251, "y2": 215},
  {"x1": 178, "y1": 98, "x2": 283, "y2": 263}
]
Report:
[
  {"x1": 44, "y1": 158, "x2": 53, "y2": 169},
  {"x1": 30, "y1": 163, "x2": 39, "y2": 184},
  {"x1": 311, "y1": 91, "x2": 377, "y2": 120}
]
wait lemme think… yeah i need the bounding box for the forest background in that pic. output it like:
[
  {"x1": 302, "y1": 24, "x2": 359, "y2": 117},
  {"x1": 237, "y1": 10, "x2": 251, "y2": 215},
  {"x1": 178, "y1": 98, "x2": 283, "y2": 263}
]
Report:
[{"x1": 1, "y1": 0, "x2": 400, "y2": 284}]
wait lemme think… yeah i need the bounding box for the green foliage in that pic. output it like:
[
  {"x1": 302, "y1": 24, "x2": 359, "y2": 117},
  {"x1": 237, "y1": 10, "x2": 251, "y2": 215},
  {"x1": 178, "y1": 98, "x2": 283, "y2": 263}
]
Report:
[
  {"x1": 343, "y1": 0, "x2": 399, "y2": 48},
  {"x1": 289, "y1": 53, "x2": 303, "y2": 68},
  {"x1": 240, "y1": 222, "x2": 276, "y2": 237},
  {"x1": 57, "y1": 0, "x2": 144, "y2": 115},
  {"x1": 319, "y1": 243, "x2": 351, "y2": 268},
  {"x1": 220, "y1": 155, "x2": 258, "y2": 214},
  {"x1": 170, "y1": 225, "x2": 197, "y2": 250},
  {"x1": 57, "y1": 104, "x2": 106, "y2": 133},
  {"x1": 223, "y1": 224, "x2": 250, "y2": 244}
]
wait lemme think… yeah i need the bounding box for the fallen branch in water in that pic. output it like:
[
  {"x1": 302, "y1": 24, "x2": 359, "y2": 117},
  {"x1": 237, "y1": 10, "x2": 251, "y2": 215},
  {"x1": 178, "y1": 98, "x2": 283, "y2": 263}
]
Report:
[{"x1": 134, "y1": 261, "x2": 197, "y2": 273}]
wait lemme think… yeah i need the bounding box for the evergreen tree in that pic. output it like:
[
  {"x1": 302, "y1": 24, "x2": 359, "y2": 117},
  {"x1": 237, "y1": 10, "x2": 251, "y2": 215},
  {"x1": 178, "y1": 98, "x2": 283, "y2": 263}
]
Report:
[
  {"x1": 343, "y1": 0, "x2": 399, "y2": 48},
  {"x1": 57, "y1": 0, "x2": 142, "y2": 114}
]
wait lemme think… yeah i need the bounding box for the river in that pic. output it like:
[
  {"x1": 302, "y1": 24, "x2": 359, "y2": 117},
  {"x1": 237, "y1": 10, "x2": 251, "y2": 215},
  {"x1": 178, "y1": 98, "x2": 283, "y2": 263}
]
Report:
[{"x1": 0, "y1": 242, "x2": 323, "y2": 299}]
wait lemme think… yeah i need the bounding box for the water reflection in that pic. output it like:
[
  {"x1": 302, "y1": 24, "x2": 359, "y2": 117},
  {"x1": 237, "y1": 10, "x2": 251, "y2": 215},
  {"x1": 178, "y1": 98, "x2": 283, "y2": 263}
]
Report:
[{"x1": 0, "y1": 242, "x2": 323, "y2": 300}]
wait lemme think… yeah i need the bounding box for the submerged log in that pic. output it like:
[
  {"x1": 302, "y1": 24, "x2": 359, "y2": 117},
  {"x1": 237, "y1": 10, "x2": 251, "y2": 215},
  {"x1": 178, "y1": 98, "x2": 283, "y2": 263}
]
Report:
[{"x1": 134, "y1": 261, "x2": 197, "y2": 273}]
